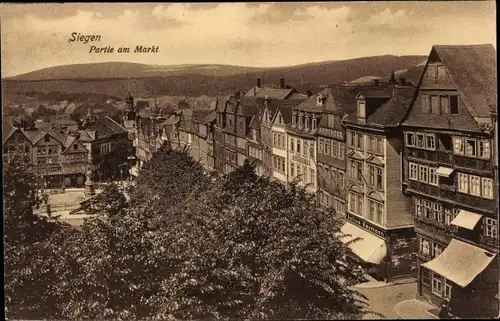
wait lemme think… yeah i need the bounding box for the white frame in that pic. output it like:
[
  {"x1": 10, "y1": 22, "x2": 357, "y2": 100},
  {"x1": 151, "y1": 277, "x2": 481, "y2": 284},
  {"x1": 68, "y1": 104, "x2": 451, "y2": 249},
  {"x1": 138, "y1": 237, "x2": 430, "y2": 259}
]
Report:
[
  {"x1": 478, "y1": 140, "x2": 490, "y2": 159},
  {"x1": 458, "y1": 173, "x2": 469, "y2": 193},
  {"x1": 444, "y1": 282, "x2": 452, "y2": 301},
  {"x1": 409, "y1": 162, "x2": 418, "y2": 180},
  {"x1": 432, "y1": 274, "x2": 443, "y2": 296},
  {"x1": 420, "y1": 237, "x2": 430, "y2": 256},
  {"x1": 429, "y1": 167, "x2": 438, "y2": 186},
  {"x1": 469, "y1": 175, "x2": 481, "y2": 196},
  {"x1": 406, "y1": 132, "x2": 415, "y2": 147},
  {"x1": 481, "y1": 177, "x2": 493, "y2": 199},
  {"x1": 484, "y1": 217, "x2": 498, "y2": 238}
]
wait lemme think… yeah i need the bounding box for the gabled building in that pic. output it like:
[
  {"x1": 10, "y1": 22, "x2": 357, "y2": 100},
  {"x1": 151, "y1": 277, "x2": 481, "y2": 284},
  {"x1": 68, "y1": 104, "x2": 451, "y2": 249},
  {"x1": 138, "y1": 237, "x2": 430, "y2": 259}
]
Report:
[
  {"x1": 342, "y1": 84, "x2": 417, "y2": 283},
  {"x1": 193, "y1": 109, "x2": 217, "y2": 171},
  {"x1": 158, "y1": 112, "x2": 181, "y2": 149},
  {"x1": 79, "y1": 113, "x2": 129, "y2": 181},
  {"x1": 400, "y1": 44, "x2": 498, "y2": 318},
  {"x1": 286, "y1": 93, "x2": 324, "y2": 193}
]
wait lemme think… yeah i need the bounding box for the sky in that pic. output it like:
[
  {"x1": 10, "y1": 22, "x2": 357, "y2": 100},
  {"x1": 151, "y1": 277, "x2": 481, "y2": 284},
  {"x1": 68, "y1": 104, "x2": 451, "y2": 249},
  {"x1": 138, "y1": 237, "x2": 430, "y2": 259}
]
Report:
[{"x1": 0, "y1": 2, "x2": 496, "y2": 77}]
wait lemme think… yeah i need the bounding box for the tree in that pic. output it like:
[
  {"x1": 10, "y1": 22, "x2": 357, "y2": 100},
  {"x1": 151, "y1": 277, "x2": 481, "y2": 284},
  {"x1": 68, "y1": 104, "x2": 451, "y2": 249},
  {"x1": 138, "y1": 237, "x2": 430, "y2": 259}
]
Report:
[
  {"x1": 85, "y1": 182, "x2": 128, "y2": 216},
  {"x1": 4, "y1": 152, "x2": 71, "y2": 319},
  {"x1": 129, "y1": 143, "x2": 210, "y2": 209},
  {"x1": 154, "y1": 161, "x2": 368, "y2": 320}
]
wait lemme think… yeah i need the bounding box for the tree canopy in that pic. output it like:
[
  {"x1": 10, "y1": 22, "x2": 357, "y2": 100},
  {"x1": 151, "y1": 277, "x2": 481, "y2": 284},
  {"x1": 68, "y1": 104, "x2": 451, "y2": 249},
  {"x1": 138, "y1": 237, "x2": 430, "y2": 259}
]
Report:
[{"x1": 4, "y1": 148, "x2": 369, "y2": 320}]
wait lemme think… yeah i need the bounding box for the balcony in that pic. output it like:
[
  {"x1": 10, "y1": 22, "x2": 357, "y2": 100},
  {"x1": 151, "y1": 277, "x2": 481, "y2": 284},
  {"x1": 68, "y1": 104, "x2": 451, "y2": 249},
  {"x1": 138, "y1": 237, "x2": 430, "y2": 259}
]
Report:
[
  {"x1": 414, "y1": 217, "x2": 456, "y2": 243},
  {"x1": 405, "y1": 148, "x2": 493, "y2": 172}
]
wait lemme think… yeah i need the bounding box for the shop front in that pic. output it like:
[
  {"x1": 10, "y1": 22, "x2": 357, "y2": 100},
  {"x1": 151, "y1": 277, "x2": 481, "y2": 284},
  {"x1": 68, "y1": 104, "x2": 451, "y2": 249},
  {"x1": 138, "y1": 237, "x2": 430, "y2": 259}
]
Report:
[
  {"x1": 420, "y1": 238, "x2": 498, "y2": 318},
  {"x1": 341, "y1": 214, "x2": 417, "y2": 282}
]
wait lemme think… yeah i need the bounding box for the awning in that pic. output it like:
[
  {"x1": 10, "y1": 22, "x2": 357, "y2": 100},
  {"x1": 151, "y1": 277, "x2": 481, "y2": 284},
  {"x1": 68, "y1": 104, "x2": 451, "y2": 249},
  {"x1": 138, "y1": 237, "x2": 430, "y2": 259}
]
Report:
[
  {"x1": 436, "y1": 167, "x2": 454, "y2": 177},
  {"x1": 451, "y1": 210, "x2": 483, "y2": 230},
  {"x1": 129, "y1": 166, "x2": 139, "y2": 177},
  {"x1": 340, "y1": 222, "x2": 387, "y2": 264},
  {"x1": 422, "y1": 239, "x2": 496, "y2": 287}
]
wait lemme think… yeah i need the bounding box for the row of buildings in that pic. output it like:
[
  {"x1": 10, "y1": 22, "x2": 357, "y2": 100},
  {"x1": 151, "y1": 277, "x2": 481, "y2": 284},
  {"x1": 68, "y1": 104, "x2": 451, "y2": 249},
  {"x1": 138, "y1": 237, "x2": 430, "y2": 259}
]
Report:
[
  {"x1": 129, "y1": 44, "x2": 498, "y2": 318},
  {"x1": 2, "y1": 111, "x2": 130, "y2": 188}
]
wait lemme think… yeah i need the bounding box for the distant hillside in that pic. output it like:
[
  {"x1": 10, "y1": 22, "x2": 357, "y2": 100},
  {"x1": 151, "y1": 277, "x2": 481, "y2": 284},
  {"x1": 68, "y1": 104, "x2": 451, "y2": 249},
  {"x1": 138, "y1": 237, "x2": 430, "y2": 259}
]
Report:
[{"x1": 3, "y1": 55, "x2": 426, "y2": 97}]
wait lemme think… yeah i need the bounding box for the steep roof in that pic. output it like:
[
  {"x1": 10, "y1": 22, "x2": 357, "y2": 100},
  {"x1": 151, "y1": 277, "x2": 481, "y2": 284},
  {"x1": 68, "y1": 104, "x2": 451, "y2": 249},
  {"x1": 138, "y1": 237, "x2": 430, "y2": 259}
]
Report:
[
  {"x1": 294, "y1": 88, "x2": 330, "y2": 113},
  {"x1": 160, "y1": 115, "x2": 180, "y2": 127},
  {"x1": 244, "y1": 86, "x2": 295, "y2": 100},
  {"x1": 85, "y1": 116, "x2": 128, "y2": 138},
  {"x1": 432, "y1": 44, "x2": 497, "y2": 118},
  {"x1": 345, "y1": 86, "x2": 416, "y2": 127},
  {"x1": 2, "y1": 122, "x2": 17, "y2": 144},
  {"x1": 249, "y1": 114, "x2": 261, "y2": 129},
  {"x1": 271, "y1": 99, "x2": 305, "y2": 124},
  {"x1": 194, "y1": 109, "x2": 216, "y2": 125},
  {"x1": 239, "y1": 97, "x2": 265, "y2": 117}
]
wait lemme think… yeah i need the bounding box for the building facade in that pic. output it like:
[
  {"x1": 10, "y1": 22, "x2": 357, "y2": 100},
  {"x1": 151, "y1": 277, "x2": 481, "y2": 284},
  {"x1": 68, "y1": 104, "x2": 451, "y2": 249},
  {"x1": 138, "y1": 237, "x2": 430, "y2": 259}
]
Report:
[
  {"x1": 401, "y1": 44, "x2": 498, "y2": 318},
  {"x1": 343, "y1": 85, "x2": 417, "y2": 282}
]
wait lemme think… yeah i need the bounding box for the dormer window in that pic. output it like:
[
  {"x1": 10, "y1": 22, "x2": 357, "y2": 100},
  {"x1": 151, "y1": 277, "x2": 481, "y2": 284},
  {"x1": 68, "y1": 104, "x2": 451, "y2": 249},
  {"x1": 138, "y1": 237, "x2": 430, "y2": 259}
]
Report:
[
  {"x1": 316, "y1": 96, "x2": 323, "y2": 107},
  {"x1": 357, "y1": 100, "x2": 366, "y2": 119},
  {"x1": 298, "y1": 114, "x2": 303, "y2": 129},
  {"x1": 292, "y1": 112, "x2": 297, "y2": 127},
  {"x1": 312, "y1": 117, "x2": 317, "y2": 130},
  {"x1": 305, "y1": 116, "x2": 310, "y2": 130}
]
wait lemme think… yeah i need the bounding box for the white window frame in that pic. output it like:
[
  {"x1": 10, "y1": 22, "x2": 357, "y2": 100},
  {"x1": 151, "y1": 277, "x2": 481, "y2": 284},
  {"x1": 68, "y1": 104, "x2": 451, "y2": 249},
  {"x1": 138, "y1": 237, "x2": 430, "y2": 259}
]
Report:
[
  {"x1": 406, "y1": 132, "x2": 415, "y2": 147},
  {"x1": 481, "y1": 177, "x2": 493, "y2": 199},
  {"x1": 409, "y1": 163, "x2": 418, "y2": 180},
  {"x1": 444, "y1": 281, "x2": 452, "y2": 301},
  {"x1": 484, "y1": 217, "x2": 498, "y2": 238},
  {"x1": 426, "y1": 134, "x2": 436, "y2": 150},
  {"x1": 318, "y1": 138, "x2": 324, "y2": 154},
  {"x1": 458, "y1": 173, "x2": 469, "y2": 193},
  {"x1": 453, "y1": 137, "x2": 465, "y2": 155},
  {"x1": 469, "y1": 175, "x2": 481, "y2": 196},
  {"x1": 420, "y1": 237, "x2": 430, "y2": 256},
  {"x1": 465, "y1": 139, "x2": 477, "y2": 157},
  {"x1": 432, "y1": 274, "x2": 443, "y2": 297},
  {"x1": 416, "y1": 199, "x2": 423, "y2": 217},
  {"x1": 429, "y1": 167, "x2": 438, "y2": 186},
  {"x1": 478, "y1": 140, "x2": 490, "y2": 159},
  {"x1": 418, "y1": 165, "x2": 428, "y2": 183}
]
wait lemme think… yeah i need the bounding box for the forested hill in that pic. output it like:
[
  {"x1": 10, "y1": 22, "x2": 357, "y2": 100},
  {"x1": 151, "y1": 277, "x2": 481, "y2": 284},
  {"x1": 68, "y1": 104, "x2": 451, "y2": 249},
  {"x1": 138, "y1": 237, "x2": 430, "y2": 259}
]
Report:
[{"x1": 3, "y1": 55, "x2": 426, "y2": 97}]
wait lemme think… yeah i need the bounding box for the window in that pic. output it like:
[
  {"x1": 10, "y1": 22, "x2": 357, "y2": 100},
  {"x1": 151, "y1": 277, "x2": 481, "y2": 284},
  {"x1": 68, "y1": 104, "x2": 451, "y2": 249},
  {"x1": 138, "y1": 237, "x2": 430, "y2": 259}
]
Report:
[
  {"x1": 469, "y1": 175, "x2": 481, "y2": 196},
  {"x1": 416, "y1": 134, "x2": 425, "y2": 148},
  {"x1": 444, "y1": 282, "x2": 452, "y2": 301},
  {"x1": 368, "y1": 200, "x2": 375, "y2": 221},
  {"x1": 424, "y1": 201, "x2": 433, "y2": 219},
  {"x1": 327, "y1": 114, "x2": 335, "y2": 128},
  {"x1": 356, "y1": 133, "x2": 363, "y2": 149},
  {"x1": 290, "y1": 162, "x2": 295, "y2": 177},
  {"x1": 458, "y1": 173, "x2": 469, "y2": 193},
  {"x1": 273, "y1": 156, "x2": 286, "y2": 174},
  {"x1": 429, "y1": 168, "x2": 438, "y2": 186},
  {"x1": 339, "y1": 144, "x2": 345, "y2": 160},
  {"x1": 297, "y1": 139, "x2": 301, "y2": 154},
  {"x1": 419, "y1": 165, "x2": 428, "y2": 182},
  {"x1": 437, "y1": 66, "x2": 446, "y2": 80},
  {"x1": 309, "y1": 143, "x2": 315, "y2": 160},
  {"x1": 432, "y1": 275, "x2": 443, "y2": 296},
  {"x1": 376, "y1": 137, "x2": 383, "y2": 154},
  {"x1": 375, "y1": 167, "x2": 383, "y2": 190},
  {"x1": 252, "y1": 130, "x2": 257, "y2": 142},
  {"x1": 478, "y1": 140, "x2": 490, "y2": 158},
  {"x1": 444, "y1": 209, "x2": 452, "y2": 225},
  {"x1": 427, "y1": 66, "x2": 436, "y2": 80},
  {"x1": 290, "y1": 138, "x2": 295, "y2": 153},
  {"x1": 310, "y1": 169, "x2": 315, "y2": 186},
  {"x1": 435, "y1": 204, "x2": 444, "y2": 224},
  {"x1": 369, "y1": 165, "x2": 375, "y2": 186},
  {"x1": 432, "y1": 242, "x2": 443, "y2": 258},
  {"x1": 409, "y1": 163, "x2": 418, "y2": 180},
  {"x1": 304, "y1": 117, "x2": 309, "y2": 130},
  {"x1": 302, "y1": 140, "x2": 308, "y2": 157},
  {"x1": 312, "y1": 118, "x2": 317, "y2": 130},
  {"x1": 431, "y1": 96, "x2": 440, "y2": 114},
  {"x1": 420, "y1": 238, "x2": 430, "y2": 255},
  {"x1": 421, "y1": 95, "x2": 430, "y2": 113},
  {"x1": 422, "y1": 270, "x2": 430, "y2": 286},
  {"x1": 426, "y1": 134, "x2": 436, "y2": 150},
  {"x1": 450, "y1": 96, "x2": 459, "y2": 114},
  {"x1": 375, "y1": 202, "x2": 383, "y2": 224},
  {"x1": 440, "y1": 96, "x2": 450, "y2": 114},
  {"x1": 482, "y1": 178, "x2": 493, "y2": 199},
  {"x1": 466, "y1": 139, "x2": 477, "y2": 156},
  {"x1": 292, "y1": 114, "x2": 296, "y2": 127},
  {"x1": 298, "y1": 116, "x2": 303, "y2": 129},
  {"x1": 406, "y1": 132, "x2": 415, "y2": 146},
  {"x1": 318, "y1": 138, "x2": 324, "y2": 154},
  {"x1": 324, "y1": 139, "x2": 331, "y2": 156},
  {"x1": 349, "y1": 132, "x2": 355, "y2": 147},
  {"x1": 332, "y1": 141, "x2": 338, "y2": 158},
  {"x1": 415, "y1": 199, "x2": 424, "y2": 217},
  {"x1": 484, "y1": 217, "x2": 498, "y2": 238},
  {"x1": 453, "y1": 137, "x2": 465, "y2": 155},
  {"x1": 357, "y1": 100, "x2": 366, "y2": 118},
  {"x1": 44, "y1": 135, "x2": 50, "y2": 142},
  {"x1": 349, "y1": 192, "x2": 363, "y2": 215}
]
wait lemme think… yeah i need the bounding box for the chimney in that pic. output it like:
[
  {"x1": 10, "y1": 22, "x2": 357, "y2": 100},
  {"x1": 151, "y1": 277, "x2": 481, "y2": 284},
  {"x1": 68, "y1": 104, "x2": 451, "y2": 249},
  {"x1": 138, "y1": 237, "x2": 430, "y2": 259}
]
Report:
[
  {"x1": 256, "y1": 78, "x2": 261, "y2": 88},
  {"x1": 279, "y1": 77, "x2": 285, "y2": 89},
  {"x1": 374, "y1": 79, "x2": 379, "y2": 86},
  {"x1": 400, "y1": 77, "x2": 407, "y2": 86}
]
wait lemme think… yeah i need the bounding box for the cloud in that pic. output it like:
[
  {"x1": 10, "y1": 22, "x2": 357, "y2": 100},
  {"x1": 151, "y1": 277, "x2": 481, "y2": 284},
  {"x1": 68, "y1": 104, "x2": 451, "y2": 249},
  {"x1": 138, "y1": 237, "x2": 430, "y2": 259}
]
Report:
[{"x1": 0, "y1": 2, "x2": 496, "y2": 77}]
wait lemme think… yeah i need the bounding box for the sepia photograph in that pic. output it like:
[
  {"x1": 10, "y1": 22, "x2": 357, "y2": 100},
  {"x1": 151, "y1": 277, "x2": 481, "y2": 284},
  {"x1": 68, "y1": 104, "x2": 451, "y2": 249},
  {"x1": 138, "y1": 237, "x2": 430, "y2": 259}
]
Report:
[{"x1": 1, "y1": 1, "x2": 498, "y2": 320}]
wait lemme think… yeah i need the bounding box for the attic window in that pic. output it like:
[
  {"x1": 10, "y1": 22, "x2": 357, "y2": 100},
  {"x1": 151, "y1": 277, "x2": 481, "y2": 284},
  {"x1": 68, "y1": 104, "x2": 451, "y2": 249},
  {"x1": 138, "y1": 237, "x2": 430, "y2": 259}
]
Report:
[
  {"x1": 298, "y1": 115, "x2": 304, "y2": 129},
  {"x1": 44, "y1": 135, "x2": 50, "y2": 142},
  {"x1": 305, "y1": 117, "x2": 310, "y2": 130},
  {"x1": 73, "y1": 144, "x2": 78, "y2": 150},
  {"x1": 357, "y1": 100, "x2": 366, "y2": 119},
  {"x1": 316, "y1": 96, "x2": 323, "y2": 106},
  {"x1": 292, "y1": 115, "x2": 297, "y2": 127},
  {"x1": 312, "y1": 118, "x2": 317, "y2": 130}
]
